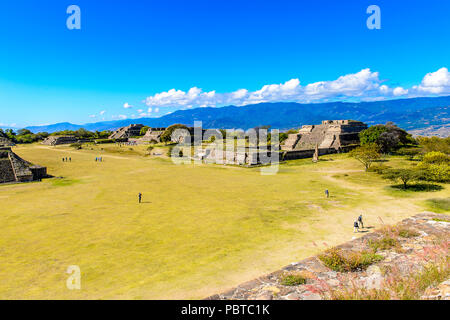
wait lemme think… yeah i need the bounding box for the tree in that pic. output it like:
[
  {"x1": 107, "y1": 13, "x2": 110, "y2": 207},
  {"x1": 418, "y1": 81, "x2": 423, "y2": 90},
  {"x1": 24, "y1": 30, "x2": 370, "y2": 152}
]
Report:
[
  {"x1": 417, "y1": 151, "x2": 450, "y2": 182},
  {"x1": 160, "y1": 124, "x2": 189, "y2": 144},
  {"x1": 383, "y1": 168, "x2": 426, "y2": 189},
  {"x1": 421, "y1": 151, "x2": 449, "y2": 165},
  {"x1": 349, "y1": 144, "x2": 381, "y2": 171},
  {"x1": 360, "y1": 123, "x2": 411, "y2": 153},
  {"x1": 416, "y1": 136, "x2": 450, "y2": 154},
  {"x1": 140, "y1": 126, "x2": 150, "y2": 136}
]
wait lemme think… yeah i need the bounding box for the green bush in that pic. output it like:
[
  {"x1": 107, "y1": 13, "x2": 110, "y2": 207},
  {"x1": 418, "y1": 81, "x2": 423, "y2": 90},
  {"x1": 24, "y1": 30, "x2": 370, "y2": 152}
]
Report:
[
  {"x1": 279, "y1": 272, "x2": 307, "y2": 286},
  {"x1": 368, "y1": 236, "x2": 399, "y2": 252},
  {"x1": 421, "y1": 151, "x2": 449, "y2": 165},
  {"x1": 367, "y1": 164, "x2": 391, "y2": 174},
  {"x1": 319, "y1": 248, "x2": 383, "y2": 272},
  {"x1": 398, "y1": 228, "x2": 420, "y2": 238}
]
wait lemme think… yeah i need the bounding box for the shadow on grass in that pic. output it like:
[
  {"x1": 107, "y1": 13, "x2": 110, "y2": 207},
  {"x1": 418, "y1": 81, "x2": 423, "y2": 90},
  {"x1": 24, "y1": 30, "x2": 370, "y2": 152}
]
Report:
[{"x1": 390, "y1": 183, "x2": 444, "y2": 192}]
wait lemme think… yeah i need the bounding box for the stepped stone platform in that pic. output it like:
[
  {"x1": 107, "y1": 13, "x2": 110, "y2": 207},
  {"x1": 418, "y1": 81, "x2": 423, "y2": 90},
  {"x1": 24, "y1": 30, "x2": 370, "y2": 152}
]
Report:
[
  {"x1": 109, "y1": 124, "x2": 145, "y2": 140},
  {"x1": 0, "y1": 147, "x2": 47, "y2": 184},
  {"x1": 206, "y1": 212, "x2": 449, "y2": 300},
  {"x1": 42, "y1": 136, "x2": 78, "y2": 146},
  {"x1": 138, "y1": 127, "x2": 166, "y2": 143},
  {"x1": 282, "y1": 120, "x2": 368, "y2": 152}
]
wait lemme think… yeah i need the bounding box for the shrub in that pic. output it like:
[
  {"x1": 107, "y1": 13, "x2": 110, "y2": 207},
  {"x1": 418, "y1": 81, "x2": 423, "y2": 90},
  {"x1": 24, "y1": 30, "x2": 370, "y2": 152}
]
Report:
[
  {"x1": 398, "y1": 228, "x2": 420, "y2": 238},
  {"x1": 322, "y1": 242, "x2": 449, "y2": 300},
  {"x1": 396, "y1": 147, "x2": 421, "y2": 160},
  {"x1": 421, "y1": 151, "x2": 449, "y2": 165},
  {"x1": 367, "y1": 164, "x2": 391, "y2": 174},
  {"x1": 368, "y1": 236, "x2": 400, "y2": 252},
  {"x1": 279, "y1": 272, "x2": 307, "y2": 286},
  {"x1": 379, "y1": 225, "x2": 419, "y2": 238},
  {"x1": 420, "y1": 164, "x2": 450, "y2": 183},
  {"x1": 318, "y1": 248, "x2": 383, "y2": 272}
]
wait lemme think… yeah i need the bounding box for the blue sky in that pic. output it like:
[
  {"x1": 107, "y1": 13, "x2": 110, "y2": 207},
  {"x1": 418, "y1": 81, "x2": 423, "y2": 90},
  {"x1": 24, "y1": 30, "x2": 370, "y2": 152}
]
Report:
[{"x1": 0, "y1": 0, "x2": 449, "y2": 127}]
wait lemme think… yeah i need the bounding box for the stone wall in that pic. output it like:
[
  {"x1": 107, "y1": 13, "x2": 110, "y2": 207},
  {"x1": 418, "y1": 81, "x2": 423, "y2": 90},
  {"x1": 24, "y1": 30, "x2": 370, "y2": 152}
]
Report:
[{"x1": 206, "y1": 212, "x2": 449, "y2": 300}]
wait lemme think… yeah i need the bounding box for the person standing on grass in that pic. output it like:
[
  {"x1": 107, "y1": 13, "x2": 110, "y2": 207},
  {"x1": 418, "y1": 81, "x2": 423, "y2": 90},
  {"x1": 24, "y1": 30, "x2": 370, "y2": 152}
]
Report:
[
  {"x1": 358, "y1": 214, "x2": 364, "y2": 228},
  {"x1": 354, "y1": 221, "x2": 360, "y2": 233},
  {"x1": 325, "y1": 189, "x2": 329, "y2": 198},
  {"x1": 138, "y1": 193, "x2": 142, "y2": 204}
]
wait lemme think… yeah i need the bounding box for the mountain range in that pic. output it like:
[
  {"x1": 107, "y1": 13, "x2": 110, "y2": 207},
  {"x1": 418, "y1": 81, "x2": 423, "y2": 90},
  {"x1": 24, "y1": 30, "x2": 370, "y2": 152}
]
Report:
[{"x1": 23, "y1": 96, "x2": 450, "y2": 136}]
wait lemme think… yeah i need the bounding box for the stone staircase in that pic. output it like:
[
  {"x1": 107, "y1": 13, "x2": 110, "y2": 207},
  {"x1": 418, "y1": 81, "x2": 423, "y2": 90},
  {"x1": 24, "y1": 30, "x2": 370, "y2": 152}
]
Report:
[
  {"x1": 319, "y1": 134, "x2": 337, "y2": 149},
  {"x1": 0, "y1": 159, "x2": 16, "y2": 183},
  {"x1": 282, "y1": 134, "x2": 301, "y2": 151},
  {"x1": 8, "y1": 152, "x2": 33, "y2": 182}
]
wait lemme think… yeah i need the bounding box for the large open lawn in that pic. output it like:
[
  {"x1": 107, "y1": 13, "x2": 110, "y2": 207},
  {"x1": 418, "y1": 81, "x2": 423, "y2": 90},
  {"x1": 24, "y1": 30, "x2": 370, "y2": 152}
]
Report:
[{"x1": 0, "y1": 143, "x2": 448, "y2": 299}]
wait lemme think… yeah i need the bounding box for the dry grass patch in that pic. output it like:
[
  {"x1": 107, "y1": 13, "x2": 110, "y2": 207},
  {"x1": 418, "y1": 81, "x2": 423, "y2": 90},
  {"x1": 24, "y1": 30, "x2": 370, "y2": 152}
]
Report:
[{"x1": 318, "y1": 248, "x2": 383, "y2": 272}]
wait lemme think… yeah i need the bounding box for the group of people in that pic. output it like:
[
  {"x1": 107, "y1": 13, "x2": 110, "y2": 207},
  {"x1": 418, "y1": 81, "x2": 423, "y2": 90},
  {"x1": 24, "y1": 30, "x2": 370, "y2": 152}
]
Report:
[
  {"x1": 95, "y1": 157, "x2": 103, "y2": 162},
  {"x1": 353, "y1": 215, "x2": 364, "y2": 232},
  {"x1": 62, "y1": 157, "x2": 71, "y2": 162},
  {"x1": 117, "y1": 141, "x2": 137, "y2": 147}
]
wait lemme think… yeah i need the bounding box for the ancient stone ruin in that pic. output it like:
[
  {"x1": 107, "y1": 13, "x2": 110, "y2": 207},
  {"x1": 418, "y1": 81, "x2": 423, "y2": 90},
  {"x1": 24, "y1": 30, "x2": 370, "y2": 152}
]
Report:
[
  {"x1": 282, "y1": 120, "x2": 368, "y2": 152},
  {"x1": 109, "y1": 124, "x2": 145, "y2": 140},
  {"x1": 0, "y1": 147, "x2": 47, "y2": 184},
  {"x1": 199, "y1": 120, "x2": 368, "y2": 166},
  {"x1": 139, "y1": 127, "x2": 166, "y2": 143},
  {"x1": 42, "y1": 136, "x2": 78, "y2": 146}
]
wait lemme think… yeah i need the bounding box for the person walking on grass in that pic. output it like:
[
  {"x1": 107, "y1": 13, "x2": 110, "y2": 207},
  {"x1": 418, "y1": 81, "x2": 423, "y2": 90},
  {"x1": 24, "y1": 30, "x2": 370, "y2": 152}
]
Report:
[
  {"x1": 138, "y1": 192, "x2": 142, "y2": 204},
  {"x1": 358, "y1": 214, "x2": 364, "y2": 229},
  {"x1": 354, "y1": 220, "x2": 360, "y2": 233},
  {"x1": 325, "y1": 189, "x2": 329, "y2": 198}
]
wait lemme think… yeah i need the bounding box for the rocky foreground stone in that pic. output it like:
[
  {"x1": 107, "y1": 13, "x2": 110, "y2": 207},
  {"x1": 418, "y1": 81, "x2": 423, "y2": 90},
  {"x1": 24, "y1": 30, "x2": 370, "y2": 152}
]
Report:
[{"x1": 206, "y1": 212, "x2": 449, "y2": 300}]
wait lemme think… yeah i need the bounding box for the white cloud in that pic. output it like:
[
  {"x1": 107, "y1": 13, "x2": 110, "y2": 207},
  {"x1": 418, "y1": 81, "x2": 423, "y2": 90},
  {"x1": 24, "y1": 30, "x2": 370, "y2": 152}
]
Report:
[
  {"x1": 123, "y1": 103, "x2": 132, "y2": 109},
  {"x1": 100, "y1": 110, "x2": 106, "y2": 115},
  {"x1": 112, "y1": 115, "x2": 127, "y2": 120},
  {"x1": 416, "y1": 68, "x2": 450, "y2": 94},
  {"x1": 393, "y1": 87, "x2": 408, "y2": 96},
  {"x1": 138, "y1": 67, "x2": 450, "y2": 112},
  {"x1": 143, "y1": 69, "x2": 387, "y2": 108}
]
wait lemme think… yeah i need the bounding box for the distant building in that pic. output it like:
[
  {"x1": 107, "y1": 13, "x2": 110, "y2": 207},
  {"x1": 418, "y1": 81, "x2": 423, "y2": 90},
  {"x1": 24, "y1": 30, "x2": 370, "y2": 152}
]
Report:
[
  {"x1": 282, "y1": 120, "x2": 368, "y2": 151},
  {"x1": 139, "y1": 127, "x2": 166, "y2": 143},
  {"x1": 0, "y1": 147, "x2": 47, "y2": 184},
  {"x1": 109, "y1": 124, "x2": 145, "y2": 140},
  {"x1": 42, "y1": 136, "x2": 78, "y2": 146}
]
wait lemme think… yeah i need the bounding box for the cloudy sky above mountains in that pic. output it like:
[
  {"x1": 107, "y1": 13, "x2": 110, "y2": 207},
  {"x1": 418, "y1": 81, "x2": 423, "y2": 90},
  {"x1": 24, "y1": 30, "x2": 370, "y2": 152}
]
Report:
[
  {"x1": 1, "y1": 1, "x2": 450, "y2": 127},
  {"x1": 132, "y1": 68, "x2": 450, "y2": 116}
]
